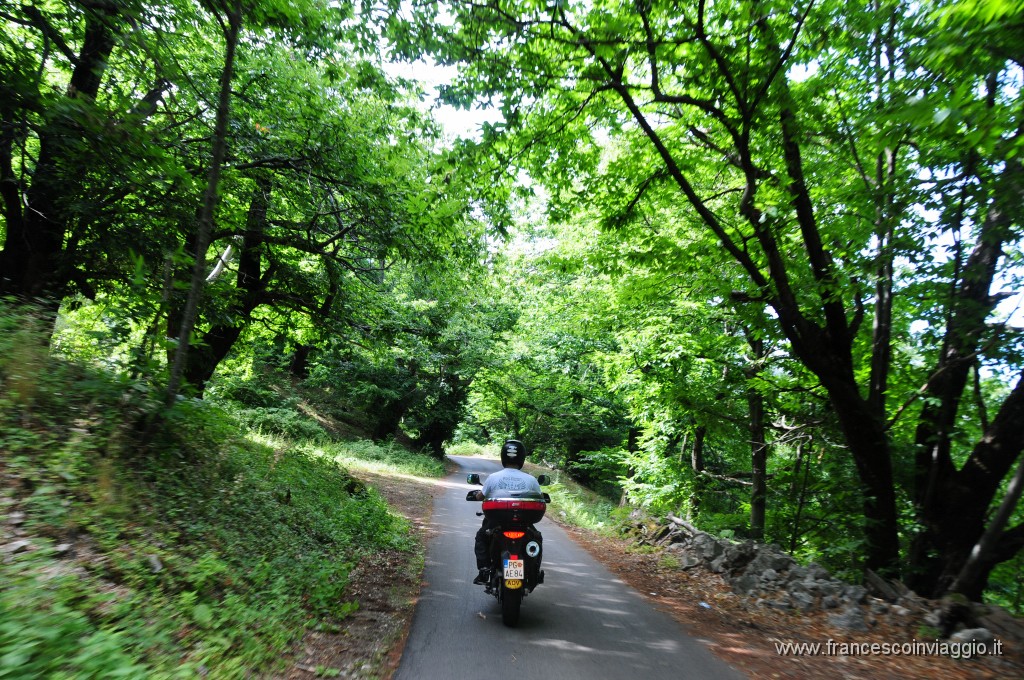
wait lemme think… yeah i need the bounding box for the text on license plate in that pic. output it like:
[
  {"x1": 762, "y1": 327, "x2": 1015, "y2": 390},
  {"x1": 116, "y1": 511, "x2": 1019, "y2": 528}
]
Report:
[{"x1": 504, "y1": 559, "x2": 524, "y2": 579}]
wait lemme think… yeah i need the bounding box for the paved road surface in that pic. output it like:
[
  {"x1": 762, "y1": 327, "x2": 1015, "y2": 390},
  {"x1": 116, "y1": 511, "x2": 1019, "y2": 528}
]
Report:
[{"x1": 395, "y1": 456, "x2": 747, "y2": 680}]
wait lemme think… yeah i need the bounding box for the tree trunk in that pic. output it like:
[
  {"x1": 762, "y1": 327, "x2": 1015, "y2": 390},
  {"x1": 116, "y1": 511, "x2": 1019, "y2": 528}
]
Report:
[
  {"x1": 789, "y1": 441, "x2": 812, "y2": 554},
  {"x1": 746, "y1": 336, "x2": 767, "y2": 541},
  {"x1": 166, "y1": 1, "x2": 242, "y2": 405},
  {"x1": 0, "y1": 5, "x2": 117, "y2": 304},
  {"x1": 183, "y1": 325, "x2": 245, "y2": 395},
  {"x1": 914, "y1": 371, "x2": 1024, "y2": 598},
  {"x1": 372, "y1": 400, "x2": 407, "y2": 441},
  {"x1": 606, "y1": 59, "x2": 902, "y2": 575},
  {"x1": 180, "y1": 178, "x2": 272, "y2": 395},
  {"x1": 290, "y1": 344, "x2": 312, "y2": 378},
  {"x1": 824, "y1": 378, "x2": 901, "y2": 576},
  {"x1": 950, "y1": 448, "x2": 1024, "y2": 598},
  {"x1": 908, "y1": 158, "x2": 1024, "y2": 597},
  {"x1": 689, "y1": 425, "x2": 707, "y2": 519}
]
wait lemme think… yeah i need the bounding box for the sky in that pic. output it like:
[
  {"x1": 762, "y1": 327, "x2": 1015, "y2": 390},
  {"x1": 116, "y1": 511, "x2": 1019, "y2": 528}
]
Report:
[{"x1": 382, "y1": 57, "x2": 502, "y2": 141}]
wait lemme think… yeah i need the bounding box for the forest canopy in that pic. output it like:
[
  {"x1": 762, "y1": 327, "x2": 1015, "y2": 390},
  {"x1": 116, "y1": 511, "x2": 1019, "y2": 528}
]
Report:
[{"x1": 2, "y1": 0, "x2": 1024, "y2": 608}]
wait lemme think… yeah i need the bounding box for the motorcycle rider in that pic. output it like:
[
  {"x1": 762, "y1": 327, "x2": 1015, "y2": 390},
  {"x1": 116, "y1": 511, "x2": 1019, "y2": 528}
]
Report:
[{"x1": 471, "y1": 439, "x2": 543, "y2": 585}]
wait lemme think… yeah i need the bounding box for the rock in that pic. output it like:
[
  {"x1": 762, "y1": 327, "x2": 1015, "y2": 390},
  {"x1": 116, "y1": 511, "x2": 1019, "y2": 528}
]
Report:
[
  {"x1": 813, "y1": 580, "x2": 845, "y2": 599},
  {"x1": 843, "y1": 585, "x2": 868, "y2": 604},
  {"x1": 760, "y1": 568, "x2": 778, "y2": 583},
  {"x1": 708, "y1": 555, "x2": 728, "y2": 573},
  {"x1": 975, "y1": 604, "x2": 1024, "y2": 648},
  {"x1": 935, "y1": 594, "x2": 976, "y2": 637},
  {"x1": 1, "y1": 539, "x2": 31, "y2": 555},
  {"x1": 829, "y1": 606, "x2": 869, "y2": 632},
  {"x1": 747, "y1": 549, "x2": 795, "y2": 574},
  {"x1": 786, "y1": 565, "x2": 808, "y2": 582},
  {"x1": 891, "y1": 605, "x2": 911, "y2": 617},
  {"x1": 790, "y1": 591, "x2": 816, "y2": 611},
  {"x1": 950, "y1": 628, "x2": 994, "y2": 645},
  {"x1": 731, "y1": 573, "x2": 760, "y2": 595},
  {"x1": 807, "y1": 563, "x2": 830, "y2": 580},
  {"x1": 789, "y1": 579, "x2": 810, "y2": 594},
  {"x1": 677, "y1": 553, "x2": 702, "y2": 570},
  {"x1": 720, "y1": 541, "x2": 758, "y2": 573},
  {"x1": 864, "y1": 568, "x2": 902, "y2": 602},
  {"x1": 691, "y1": 533, "x2": 725, "y2": 561},
  {"x1": 821, "y1": 595, "x2": 841, "y2": 610},
  {"x1": 6, "y1": 512, "x2": 25, "y2": 525}
]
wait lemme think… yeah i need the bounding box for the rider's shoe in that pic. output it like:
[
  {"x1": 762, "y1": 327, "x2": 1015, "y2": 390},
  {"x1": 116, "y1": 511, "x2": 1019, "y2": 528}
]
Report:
[{"x1": 473, "y1": 568, "x2": 489, "y2": 585}]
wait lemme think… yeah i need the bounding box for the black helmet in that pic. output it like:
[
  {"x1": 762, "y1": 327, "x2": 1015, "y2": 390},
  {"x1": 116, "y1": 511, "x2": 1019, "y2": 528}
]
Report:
[{"x1": 500, "y1": 439, "x2": 527, "y2": 469}]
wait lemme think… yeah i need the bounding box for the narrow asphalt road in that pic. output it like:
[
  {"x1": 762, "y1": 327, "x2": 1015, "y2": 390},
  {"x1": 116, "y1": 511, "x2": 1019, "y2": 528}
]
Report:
[{"x1": 394, "y1": 456, "x2": 747, "y2": 680}]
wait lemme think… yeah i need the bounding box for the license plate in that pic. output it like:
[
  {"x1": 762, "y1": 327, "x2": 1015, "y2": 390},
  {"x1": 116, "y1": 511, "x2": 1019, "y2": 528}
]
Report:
[{"x1": 504, "y1": 559, "x2": 524, "y2": 579}]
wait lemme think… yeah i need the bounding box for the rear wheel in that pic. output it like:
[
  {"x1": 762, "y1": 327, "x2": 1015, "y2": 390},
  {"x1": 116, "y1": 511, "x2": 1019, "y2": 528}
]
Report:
[{"x1": 500, "y1": 584, "x2": 522, "y2": 627}]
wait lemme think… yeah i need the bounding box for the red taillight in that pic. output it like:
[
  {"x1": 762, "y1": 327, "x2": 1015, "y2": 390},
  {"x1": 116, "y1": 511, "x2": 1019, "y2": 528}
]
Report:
[
  {"x1": 482, "y1": 500, "x2": 546, "y2": 512},
  {"x1": 503, "y1": 531, "x2": 526, "y2": 539}
]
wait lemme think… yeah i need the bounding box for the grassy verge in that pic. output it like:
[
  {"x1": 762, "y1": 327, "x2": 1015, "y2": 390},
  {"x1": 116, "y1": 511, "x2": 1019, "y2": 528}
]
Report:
[
  {"x1": 0, "y1": 318, "x2": 443, "y2": 678},
  {"x1": 527, "y1": 465, "x2": 622, "y2": 534}
]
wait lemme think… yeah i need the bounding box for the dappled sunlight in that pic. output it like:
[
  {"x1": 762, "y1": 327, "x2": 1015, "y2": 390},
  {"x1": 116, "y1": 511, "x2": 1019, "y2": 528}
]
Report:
[{"x1": 528, "y1": 639, "x2": 623, "y2": 655}]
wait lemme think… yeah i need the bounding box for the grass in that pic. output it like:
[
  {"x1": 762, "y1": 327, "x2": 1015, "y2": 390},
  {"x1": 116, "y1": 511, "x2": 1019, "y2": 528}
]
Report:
[
  {"x1": 522, "y1": 462, "x2": 621, "y2": 534},
  {"x1": 0, "y1": 309, "x2": 445, "y2": 678}
]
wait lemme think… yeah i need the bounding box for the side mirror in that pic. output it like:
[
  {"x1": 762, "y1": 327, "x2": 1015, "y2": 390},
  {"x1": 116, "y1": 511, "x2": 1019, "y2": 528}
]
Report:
[
  {"x1": 537, "y1": 474, "x2": 550, "y2": 486},
  {"x1": 467, "y1": 473, "x2": 481, "y2": 485}
]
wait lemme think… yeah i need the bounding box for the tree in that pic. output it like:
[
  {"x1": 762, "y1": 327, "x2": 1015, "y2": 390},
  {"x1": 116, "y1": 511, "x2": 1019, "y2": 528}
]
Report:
[
  {"x1": 166, "y1": 0, "x2": 243, "y2": 405},
  {"x1": 161, "y1": 38, "x2": 465, "y2": 395},
  {"x1": 396, "y1": 0, "x2": 1024, "y2": 595},
  {"x1": 0, "y1": 0, "x2": 165, "y2": 305},
  {"x1": 462, "y1": 232, "x2": 633, "y2": 476},
  {"x1": 303, "y1": 246, "x2": 511, "y2": 457}
]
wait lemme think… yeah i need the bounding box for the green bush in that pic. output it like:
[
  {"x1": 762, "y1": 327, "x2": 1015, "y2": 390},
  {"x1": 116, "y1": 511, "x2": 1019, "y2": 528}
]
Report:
[
  {"x1": 0, "y1": 551, "x2": 154, "y2": 679},
  {"x1": 230, "y1": 406, "x2": 328, "y2": 441},
  {"x1": 0, "y1": 306, "x2": 411, "y2": 677},
  {"x1": 206, "y1": 373, "x2": 285, "y2": 408},
  {"x1": 326, "y1": 439, "x2": 447, "y2": 478},
  {"x1": 445, "y1": 441, "x2": 490, "y2": 458}
]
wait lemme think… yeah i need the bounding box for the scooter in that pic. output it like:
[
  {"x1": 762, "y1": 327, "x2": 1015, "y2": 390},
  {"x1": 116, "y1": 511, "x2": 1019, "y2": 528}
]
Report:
[{"x1": 466, "y1": 472, "x2": 551, "y2": 626}]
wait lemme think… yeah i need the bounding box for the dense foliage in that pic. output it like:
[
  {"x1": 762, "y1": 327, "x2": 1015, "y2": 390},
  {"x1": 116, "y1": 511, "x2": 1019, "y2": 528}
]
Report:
[
  {"x1": 394, "y1": 0, "x2": 1024, "y2": 602},
  {"x1": 0, "y1": 302, "x2": 445, "y2": 677},
  {"x1": 3, "y1": 0, "x2": 1024, "y2": 654}
]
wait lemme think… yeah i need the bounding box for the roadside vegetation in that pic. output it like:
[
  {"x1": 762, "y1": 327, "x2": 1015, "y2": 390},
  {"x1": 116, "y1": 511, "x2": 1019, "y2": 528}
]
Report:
[
  {"x1": 0, "y1": 306, "x2": 444, "y2": 678},
  {"x1": 2, "y1": 2, "x2": 1023, "y2": 676}
]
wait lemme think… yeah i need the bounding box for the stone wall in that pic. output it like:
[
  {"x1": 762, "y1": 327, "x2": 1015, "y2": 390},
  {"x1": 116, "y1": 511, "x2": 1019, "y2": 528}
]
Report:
[{"x1": 628, "y1": 512, "x2": 1024, "y2": 647}]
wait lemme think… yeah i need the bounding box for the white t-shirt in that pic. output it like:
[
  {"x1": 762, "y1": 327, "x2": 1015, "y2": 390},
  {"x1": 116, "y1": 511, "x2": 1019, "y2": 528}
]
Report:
[{"x1": 481, "y1": 467, "x2": 543, "y2": 499}]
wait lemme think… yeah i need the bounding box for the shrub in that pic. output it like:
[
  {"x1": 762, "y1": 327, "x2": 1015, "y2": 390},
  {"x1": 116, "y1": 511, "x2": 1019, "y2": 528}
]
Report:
[
  {"x1": 0, "y1": 551, "x2": 155, "y2": 679},
  {"x1": 230, "y1": 406, "x2": 328, "y2": 441}
]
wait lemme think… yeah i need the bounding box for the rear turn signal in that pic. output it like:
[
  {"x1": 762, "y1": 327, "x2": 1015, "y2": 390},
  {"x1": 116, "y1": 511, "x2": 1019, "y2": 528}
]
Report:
[{"x1": 503, "y1": 530, "x2": 526, "y2": 539}]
